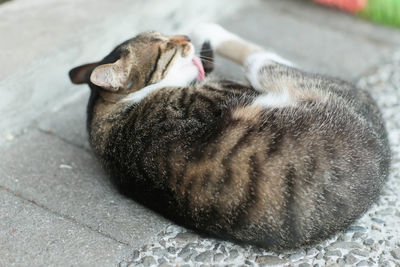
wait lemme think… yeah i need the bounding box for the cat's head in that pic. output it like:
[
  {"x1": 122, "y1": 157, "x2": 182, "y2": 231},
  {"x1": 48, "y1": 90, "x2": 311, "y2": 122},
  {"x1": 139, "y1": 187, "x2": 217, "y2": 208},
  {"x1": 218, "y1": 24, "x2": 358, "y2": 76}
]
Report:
[{"x1": 69, "y1": 31, "x2": 212, "y2": 101}]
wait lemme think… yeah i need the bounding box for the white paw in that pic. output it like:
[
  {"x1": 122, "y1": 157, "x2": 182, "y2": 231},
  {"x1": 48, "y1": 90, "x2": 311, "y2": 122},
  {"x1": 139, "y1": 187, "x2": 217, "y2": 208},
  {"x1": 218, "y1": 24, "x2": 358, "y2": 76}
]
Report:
[
  {"x1": 245, "y1": 52, "x2": 294, "y2": 90},
  {"x1": 190, "y1": 23, "x2": 240, "y2": 51}
]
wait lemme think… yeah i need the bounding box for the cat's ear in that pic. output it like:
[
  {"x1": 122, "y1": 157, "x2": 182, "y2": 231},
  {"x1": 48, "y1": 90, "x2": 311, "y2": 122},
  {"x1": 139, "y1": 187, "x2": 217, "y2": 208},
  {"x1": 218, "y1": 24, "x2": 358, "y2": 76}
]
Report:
[
  {"x1": 69, "y1": 62, "x2": 99, "y2": 84},
  {"x1": 89, "y1": 58, "x2": 130, "y2": 91}
]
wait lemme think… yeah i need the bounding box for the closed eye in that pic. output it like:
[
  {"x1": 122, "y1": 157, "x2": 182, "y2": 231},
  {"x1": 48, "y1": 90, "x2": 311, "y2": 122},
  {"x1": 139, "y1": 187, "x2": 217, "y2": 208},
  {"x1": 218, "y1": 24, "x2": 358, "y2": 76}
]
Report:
[
  {"x1": 161, "y1": 49, "x2": 178, "y2": 77},
  {"x1": 144, "y1": 46, "x2": 162, "y2": 85}
]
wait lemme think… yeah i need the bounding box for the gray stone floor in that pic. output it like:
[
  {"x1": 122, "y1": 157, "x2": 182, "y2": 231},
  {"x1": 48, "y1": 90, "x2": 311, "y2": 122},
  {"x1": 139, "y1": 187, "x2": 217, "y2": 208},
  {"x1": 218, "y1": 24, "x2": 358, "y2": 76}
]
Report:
[{"x1": 1, "y1": 0, "x2": 400, "y2": 266}]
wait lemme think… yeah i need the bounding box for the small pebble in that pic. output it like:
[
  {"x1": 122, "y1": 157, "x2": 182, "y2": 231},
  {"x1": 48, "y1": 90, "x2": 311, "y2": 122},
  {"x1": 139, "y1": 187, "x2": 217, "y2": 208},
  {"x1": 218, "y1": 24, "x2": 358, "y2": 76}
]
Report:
[
  {"x1": 182, "y1": 242, "x2": 196, "y2": 250},
  {"x1": 172, "y1": 232, "x2": 198, "y2": 244},
  {"x1": 337, "y1": 234, "x2": 351, "y2": 242},
  {"x1": 344, "y1": 254, "x2": 358, "y2": 265},
  {"x1": 142, "y1": 256, "x2": 156, "y2": 267},
  {"x1": 298, "y1": 263, "x2": 311, "y2": 267},
  {"x1": 194, "y1": 251, "x2": 213, "y2": 263},
  {"x1": 325, "y1": 259, "x2": 338, "y2": 267},
  {"x1": 371, "y1": 218, "x2": 385, "y2": 224},
  {"x1": 157, "y1": 258, "x2": 167, "y2": 264},
  {"x1": 328, "y1": 241, "x2": 362, "y2": 250},
  {"x1": 325, "y1": 250, "x2": 342, "y2": 257},
  {"x1": 395, "y1": 209, "x2": 400, "y2": 217},
  {"x1": 220, "y1": 245, "x2": 227, "y2": 254},
  {"x1": 363, "y1": 239, "x2": 374, "y2": 246},
  {"x1": 5, "y1": 134, "x2": 14, "y2": 141},
  {"x1": 378, "y1": 255, "x2": 389, "y2": 265},
  {"x1": 256, "y1": 255, "x2": 286, "y2": 265},
  {"x1": 213, "y1": 253, "x2": 224, "y2": 262},
  {"x1": 371, "y1": 243, "x2": 380, "y2": 252},
  {"x1": 167, "y1": 246, "x2": 176, "y2": 254},
  {"x1": 183, "y1": 251, "x2": 196, "y2": 262},
  {"x1": 245, "y1": 259, "x2": 253, "y2": 266},
  {"x1": 306, "y1": 248, "x2": 319, "y2": 256},
  {"x1": 336, "y1": 258, "x2": 345, "y2": 265},
  {"x1": 356, "y1": 260, "x2": 369, "y2": 266},
  {"x1": 288, "y1": 250, "x2": 306, "y2": 261},
  {"x1": 375, "y1": 208, "x2": 393, "y2": 216},
  {"x1": 350, "y1": 249, "x2": 369, "y2": 257},
  {"x1": 59, "y1": 164, "x2": 72, "y2": 169},
  {"x1": 390, "y1": 248, "x2": 400, "y2": 260},
  {"x1": 371, "y1": 225, "x2": 381, "y2": 231},
  {"x1": 154, "y1": 248, "x2": 168, "y2": 257},
  {"x1": 213, "y1": 243, "x2": 220, "y2": 251},
  {"x1": 229, "y1": 249, "x2": 239, "y2": 260},
  {"x1": 159, "y1": 240, "x2": 166, "y2": 247},
  {"x1": 347, "y1": 226, "x2": 366, "y2": 233},
  {"x1": 352, "y1": 232, "x2": 365, "y2": 240},
  {"x1": 131, "y1": 250, "x2": 140, "y2": 260},
  {"x1": 178, "y1": 247, "x2": 193, "y2": 259}
]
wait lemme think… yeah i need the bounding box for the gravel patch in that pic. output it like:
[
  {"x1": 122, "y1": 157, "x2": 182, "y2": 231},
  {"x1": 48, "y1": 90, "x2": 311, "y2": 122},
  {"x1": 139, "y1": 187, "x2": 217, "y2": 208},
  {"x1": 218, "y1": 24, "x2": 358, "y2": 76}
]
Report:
[{"x1": 121, "y1": 53, "x2": 400, "y2": 266}]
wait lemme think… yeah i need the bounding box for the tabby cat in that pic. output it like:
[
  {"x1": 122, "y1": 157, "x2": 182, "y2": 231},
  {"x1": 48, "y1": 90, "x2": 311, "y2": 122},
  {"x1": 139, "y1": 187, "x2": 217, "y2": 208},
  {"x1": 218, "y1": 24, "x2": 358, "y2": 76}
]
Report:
[{"x1": 69, "y1": 24, "x2": 390, "y2": 251}]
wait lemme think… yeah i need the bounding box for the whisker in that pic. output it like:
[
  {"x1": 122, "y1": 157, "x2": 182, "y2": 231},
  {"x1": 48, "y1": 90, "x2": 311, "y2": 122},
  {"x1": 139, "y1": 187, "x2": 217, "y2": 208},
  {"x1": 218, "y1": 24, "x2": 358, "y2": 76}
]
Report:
[
  {"x1": 199, "y1": 57, "x2": 216, "y2": 65},
  {"x1": 200, "y1": 60, "x2": 222, "y2": 68},
  {"x1": 197, "y1": 53, "x2": 222, "y2": 67},
  {"x1": 199, "y1": 56, "x2": 216, "y2": 64},
  {"x1": 199, "y1": 48, "x2": 214, "y2": 52},
  {"x1": 199, "y1": 55, "x2": 213, "y2": 60},
  {"x1": 199, "y1": 56, "x2": 215, "y2": 61},
  {"x1": 199, "y1": 54, "x2": 214, "y2": 60}
]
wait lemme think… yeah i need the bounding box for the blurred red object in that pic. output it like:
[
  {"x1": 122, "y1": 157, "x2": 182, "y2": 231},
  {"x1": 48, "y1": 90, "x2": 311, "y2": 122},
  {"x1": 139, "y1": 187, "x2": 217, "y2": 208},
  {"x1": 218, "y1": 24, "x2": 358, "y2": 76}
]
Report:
[{"x1": 314, "y1": 0, "x2": 367, "y2": 13}]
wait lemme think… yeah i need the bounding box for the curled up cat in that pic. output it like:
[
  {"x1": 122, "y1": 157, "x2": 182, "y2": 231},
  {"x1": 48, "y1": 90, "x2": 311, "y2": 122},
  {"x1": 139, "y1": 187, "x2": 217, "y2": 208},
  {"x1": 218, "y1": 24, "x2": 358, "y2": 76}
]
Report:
[{"x1": 68, "y1": 24, "x2": 390, "y2": 251}]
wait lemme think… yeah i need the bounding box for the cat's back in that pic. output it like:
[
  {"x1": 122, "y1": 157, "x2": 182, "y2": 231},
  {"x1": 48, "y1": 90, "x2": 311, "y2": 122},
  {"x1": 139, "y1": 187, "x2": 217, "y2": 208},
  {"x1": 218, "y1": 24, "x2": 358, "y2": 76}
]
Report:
[{"x1": 102, "y1": 78, "x2": 390, "y2": 251}]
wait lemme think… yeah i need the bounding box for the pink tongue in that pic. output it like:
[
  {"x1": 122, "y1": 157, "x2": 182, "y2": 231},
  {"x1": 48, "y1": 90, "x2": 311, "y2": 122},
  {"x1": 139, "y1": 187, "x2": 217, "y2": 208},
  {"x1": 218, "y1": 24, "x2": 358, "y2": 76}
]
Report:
[{"x1": 192, "y1": 56, "x2": 205, "y2": 81}]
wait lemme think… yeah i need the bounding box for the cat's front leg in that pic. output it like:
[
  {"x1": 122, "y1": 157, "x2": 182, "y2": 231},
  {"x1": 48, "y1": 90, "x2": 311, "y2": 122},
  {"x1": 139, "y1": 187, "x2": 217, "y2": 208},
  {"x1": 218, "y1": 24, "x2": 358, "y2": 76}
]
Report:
[
  {"x1": 190, "y1": 23, "x2": 255, "y2": 65},
  {"x1": 191, "y1": 24, "x2": 328, "y2": 108},
  {"x1": 190, "y1": 24, "x2": 290, "y2": 66},
  {"x1": 191, "y1": 24, "x2": 296, "y2": 91}
]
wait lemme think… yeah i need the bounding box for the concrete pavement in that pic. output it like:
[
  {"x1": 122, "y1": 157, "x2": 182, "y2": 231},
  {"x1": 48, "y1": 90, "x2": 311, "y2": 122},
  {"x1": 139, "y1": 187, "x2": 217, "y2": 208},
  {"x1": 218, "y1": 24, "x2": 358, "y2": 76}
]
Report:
[{"x1": 1, "y1": 0, "x2": 400, "y2": 266}]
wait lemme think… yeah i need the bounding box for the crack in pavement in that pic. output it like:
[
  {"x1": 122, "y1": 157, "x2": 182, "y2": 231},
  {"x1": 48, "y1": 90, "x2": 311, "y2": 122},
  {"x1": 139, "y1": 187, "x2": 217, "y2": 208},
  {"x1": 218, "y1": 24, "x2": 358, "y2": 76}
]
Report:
[{"x1": 0, "y1": 184, "x2": 131, "y2": 247}]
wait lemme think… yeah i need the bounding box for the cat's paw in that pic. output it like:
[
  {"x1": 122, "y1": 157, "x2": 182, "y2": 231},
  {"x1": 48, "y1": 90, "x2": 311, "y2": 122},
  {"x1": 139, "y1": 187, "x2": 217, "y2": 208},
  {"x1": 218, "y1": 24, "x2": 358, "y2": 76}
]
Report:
[{"x1": 190, "y1": 23, "x2": 239, "y2": 51}]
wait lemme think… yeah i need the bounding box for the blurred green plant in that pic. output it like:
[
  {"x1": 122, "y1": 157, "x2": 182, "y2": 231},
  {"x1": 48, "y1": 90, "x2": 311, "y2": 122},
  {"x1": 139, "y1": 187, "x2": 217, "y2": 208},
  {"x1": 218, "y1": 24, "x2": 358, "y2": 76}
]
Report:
[
  {"x1": 315, "y1": 0, "x2": 400, "y2": 28},
  {"x1": 359, "y1": 0, "x2": 400, "y2": 28}
]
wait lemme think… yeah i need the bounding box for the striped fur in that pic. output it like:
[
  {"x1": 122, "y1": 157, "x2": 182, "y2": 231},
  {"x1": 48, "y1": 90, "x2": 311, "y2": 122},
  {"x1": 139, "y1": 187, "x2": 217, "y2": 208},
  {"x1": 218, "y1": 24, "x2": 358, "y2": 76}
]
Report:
[{"x1": 69, "y1": 30, "x2": 390, "y2": 251}]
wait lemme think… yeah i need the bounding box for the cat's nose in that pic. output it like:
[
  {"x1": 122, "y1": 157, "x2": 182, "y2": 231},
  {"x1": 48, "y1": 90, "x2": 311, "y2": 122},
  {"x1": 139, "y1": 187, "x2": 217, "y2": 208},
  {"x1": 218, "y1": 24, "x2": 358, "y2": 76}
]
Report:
[{"x1": 169, "y1": 35, "x2": 191, "y2": 44}]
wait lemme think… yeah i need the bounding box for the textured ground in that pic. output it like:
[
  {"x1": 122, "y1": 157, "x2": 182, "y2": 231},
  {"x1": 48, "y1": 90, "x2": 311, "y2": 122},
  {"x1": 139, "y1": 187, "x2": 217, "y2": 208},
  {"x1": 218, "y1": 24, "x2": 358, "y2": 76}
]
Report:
[
  {"x1": 118, "y1": 51, "x2": 400, "y2": 267},
  {"x1": 1, "y1": 0, "x2": 400, "y2": 266}
]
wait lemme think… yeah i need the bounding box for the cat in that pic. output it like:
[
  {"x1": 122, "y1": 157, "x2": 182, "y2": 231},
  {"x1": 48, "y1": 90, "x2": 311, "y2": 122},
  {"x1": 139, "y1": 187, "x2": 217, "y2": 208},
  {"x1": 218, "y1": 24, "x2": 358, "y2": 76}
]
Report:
[{"x1": 68, "y1": 24, "x2": 390, "y2": 251}]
